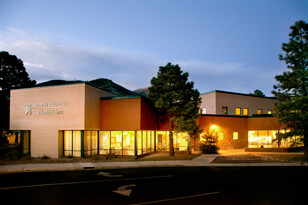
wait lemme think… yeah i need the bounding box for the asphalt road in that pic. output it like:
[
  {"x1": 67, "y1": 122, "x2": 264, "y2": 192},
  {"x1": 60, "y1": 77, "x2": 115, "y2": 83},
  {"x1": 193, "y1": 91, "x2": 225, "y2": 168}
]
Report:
[{"x1": 0, "y1": 166, "x2": 307, "y2": 205}]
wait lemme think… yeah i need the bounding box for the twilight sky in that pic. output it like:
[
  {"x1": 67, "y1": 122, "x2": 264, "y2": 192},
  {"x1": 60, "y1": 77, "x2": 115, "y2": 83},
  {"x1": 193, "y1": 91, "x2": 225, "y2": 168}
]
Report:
[{"x1": 0, "y1": 0, "x2": 307, "y2": 96}]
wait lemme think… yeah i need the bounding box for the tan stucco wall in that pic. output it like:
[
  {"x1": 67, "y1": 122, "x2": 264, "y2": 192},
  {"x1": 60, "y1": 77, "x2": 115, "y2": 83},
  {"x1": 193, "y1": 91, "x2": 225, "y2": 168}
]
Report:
[
  {"x1": 200, "y1": 92, "x2": 216, "y2": 114},
  {"x1": 201, "y1": 91, "x2": 276, "y2": 116},
  {"x1": 10, "y1": 83, "x2": 114, "y2": 158},
  {"x1": 85, "y1": 84, "x2": 115, "y2": 130}
]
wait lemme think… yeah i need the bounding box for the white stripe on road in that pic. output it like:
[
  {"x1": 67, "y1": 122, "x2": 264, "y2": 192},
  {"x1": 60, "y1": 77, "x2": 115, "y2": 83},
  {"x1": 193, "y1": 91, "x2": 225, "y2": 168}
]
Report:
[
  {"x1": 0, "y1": 175, "x2": 172, "y2": 190},
  {"x1": 130, "y1": 191, "x2": 221, "y2": 205}
]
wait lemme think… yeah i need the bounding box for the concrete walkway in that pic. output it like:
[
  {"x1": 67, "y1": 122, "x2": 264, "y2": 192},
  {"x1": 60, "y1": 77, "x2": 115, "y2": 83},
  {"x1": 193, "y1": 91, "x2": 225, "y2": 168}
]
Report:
[{"x1": 0, "y1": 153, "x2": 306, "y2": 174}]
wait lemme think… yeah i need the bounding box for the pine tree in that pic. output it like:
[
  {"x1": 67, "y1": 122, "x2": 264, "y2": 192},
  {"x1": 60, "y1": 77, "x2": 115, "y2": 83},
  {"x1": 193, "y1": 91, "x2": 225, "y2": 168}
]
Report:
[
  {"x1": 0, "y1": 51, "x2": 36, "y2": 133},
  {"x1": 272, "y1": 21, "x2": 308, "y2": 159},
  {"x1": 149, "y1": 63, "x2": 201, "y2": 156}
]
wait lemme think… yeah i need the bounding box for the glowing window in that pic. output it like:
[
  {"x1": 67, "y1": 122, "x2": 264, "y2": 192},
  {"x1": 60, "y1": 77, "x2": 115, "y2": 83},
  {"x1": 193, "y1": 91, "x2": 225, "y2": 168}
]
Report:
[
  {"x1": 137, "y1": 131, "x2": 142, "y2": 155},
  {"x1": 111, "y1": 131, "x2": 122, "y2": 155},
  {"x1": 218, "y1": 132, "x2": 224, "y2": 140},
  {"x1": 99, "y1": 131, "x2": 110, "y2": 155},
  {"x1": 257, "y1": 109, "x2": 262, "y2": 115},
  {"x1": 123, "y1": 131, "x2": 135, "y2": 156},
  {"x1": 233, "y1": 132, "x2": 238, "y2": 140},
  {"x1": 200, "y1": 108, "x2": 206, "y2": 114},
  {"x1": 64, "y1": 130, "x2": 81, "y2": 157},
  {"x1": 236, "y1": 108, "x2": 241, "y2": 115},
  {"x1": 243, "y1": 108, "x2": 248, "y2": 116}
]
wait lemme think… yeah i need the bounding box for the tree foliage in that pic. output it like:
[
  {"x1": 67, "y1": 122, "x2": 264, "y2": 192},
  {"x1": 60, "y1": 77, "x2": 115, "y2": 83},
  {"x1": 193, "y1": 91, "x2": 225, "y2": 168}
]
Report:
[
  {"x1": 0, "y1": 51, "x2": 36, "y2": 132},
  {"x1": 272, "y1": 20, "x2": 308, "y2": 158},
  {"x1": 149, "y1": 62, "x2": 201, "y2": 156},
  {"x1": 249, "y1": 89, "x2": 265, "y2": 97}
]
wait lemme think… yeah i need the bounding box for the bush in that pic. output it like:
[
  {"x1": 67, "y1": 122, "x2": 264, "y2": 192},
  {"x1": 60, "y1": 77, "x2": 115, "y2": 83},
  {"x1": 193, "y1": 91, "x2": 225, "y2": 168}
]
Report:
[
  {"x1": 198, "y1": 143, "x2": 219, "y2": 154},
  {"x1": 198, "y1": 136, "x2": 219, "y2": 154}
]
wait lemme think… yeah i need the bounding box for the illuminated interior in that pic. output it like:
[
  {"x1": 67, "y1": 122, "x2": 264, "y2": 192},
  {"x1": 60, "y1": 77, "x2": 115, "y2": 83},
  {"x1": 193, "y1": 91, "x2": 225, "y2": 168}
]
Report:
[
  {"x1": 173, "y1": 132, "x2": 189, "y2": 151},
  {"x1": 248, "y1": 130, "x2": 273, "y2": 148},
  {"x1": 243, "y1": 108, "x2": 248, "y2": 115},
  {"x1": 233, "y1": 132, "x2": 238, "y2": 140},
  {"x1": 248, "y1": 130, "x2": 302, "y2": 148},
  {"x1": 84, "y1": 131, "x2": 98, "y2": 156},
  {"x1": 156, "y1": 131, "x2": 169, "y2": 151},
  {"x1": 99, "y1": 131, "x2": 110, "y2": 154},
  {"x1": 236, "y1": 108, "x2": 241, "y2": 115},
  {"x1": 123, "y1": 131, "x2": 135, "y2": 155},
  {"x1": 63, "y1": 130, "x2": 189, "y2": 157},
  {"x1": 111, "y1": 131, "x2": 123, "y2": 155},
  {"x1": 64, "y1": 130, "x2": 81, "y2": 157}
]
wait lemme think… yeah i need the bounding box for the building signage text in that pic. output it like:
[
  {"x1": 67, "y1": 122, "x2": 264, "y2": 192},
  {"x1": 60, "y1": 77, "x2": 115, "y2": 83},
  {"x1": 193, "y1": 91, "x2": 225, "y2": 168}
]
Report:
[{"x1": 25, "y1": 101, "x2": 68, "y2": 116}]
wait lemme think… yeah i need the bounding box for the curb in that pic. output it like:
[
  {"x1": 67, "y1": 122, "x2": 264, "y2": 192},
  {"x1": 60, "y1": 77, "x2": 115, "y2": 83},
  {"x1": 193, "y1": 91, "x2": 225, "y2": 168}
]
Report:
[{"x1": 0, "y1": 161, "x2": 306, "y2": 174}]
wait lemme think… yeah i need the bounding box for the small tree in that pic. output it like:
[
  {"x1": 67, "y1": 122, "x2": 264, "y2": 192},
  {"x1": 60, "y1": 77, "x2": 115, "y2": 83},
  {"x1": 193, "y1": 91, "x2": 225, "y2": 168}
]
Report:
[
  {"x1": 149, "y1": 63, "x2": 201, "y2": 156},
  {"x1": 272, "y1": 21, "x2": 308, "y2": 159},
  {"x1": 0, "y1": 51, "x2": 36, "y2": 133},
  {"x1": 249, "y1": 89, "x2": 266, "y2": 97}
]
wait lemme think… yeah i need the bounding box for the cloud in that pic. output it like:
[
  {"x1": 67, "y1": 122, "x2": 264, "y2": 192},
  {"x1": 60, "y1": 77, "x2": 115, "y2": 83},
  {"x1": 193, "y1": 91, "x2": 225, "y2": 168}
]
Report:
[
  {"x1": 0, "y1": 27, "x2": 278, "y2": 96},
  {"x1": 0, "y1": 28, "x2": 163, "y2": 89}
]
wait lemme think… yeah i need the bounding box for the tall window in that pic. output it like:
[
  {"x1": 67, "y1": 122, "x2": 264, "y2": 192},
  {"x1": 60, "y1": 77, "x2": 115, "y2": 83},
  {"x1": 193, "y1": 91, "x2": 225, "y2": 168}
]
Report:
[
  {"x1": 257, "y1": 109, "x2": 262, "y2": 115},
  {"x1": 22, "y1": 131, "x2": 30, "y2": 155},
  {"x1": 99, "y1": 131, "x2": 110, "y2": 155},
  {"x1": 123, "y1": 131, "x2": 135, "y2": 155},
  {"x1": 236, "y1": 108, "x2": 241, "y2": 115},
  {"x1": 137, "y1": 131, "x2": 142, "y2": 155},
  {"x1": 243, "y1": 108, "x2": 248, "y2": 116},
  {"x1": 222, "y1": 107, "x2": 228, "y2": 114},
  {"x1": 111, "y1": 131, "x2": 123, "y2": 155},
  {"x1": 64, "y1": 130, "x2": 81, "y2": 157},
  {"x1": 83, "y1": 131, "x2": 98, "y2": 156}
]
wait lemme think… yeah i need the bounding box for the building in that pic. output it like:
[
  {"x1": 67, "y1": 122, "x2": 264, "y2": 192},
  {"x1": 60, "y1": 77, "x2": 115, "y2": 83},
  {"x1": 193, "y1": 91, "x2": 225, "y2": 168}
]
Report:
[
  {"x1": 9, "y1": 82, "x2": 297, "y2": 159},
  {"x1": 200, "y1": 90, "x2": 277, "y2": 116}
]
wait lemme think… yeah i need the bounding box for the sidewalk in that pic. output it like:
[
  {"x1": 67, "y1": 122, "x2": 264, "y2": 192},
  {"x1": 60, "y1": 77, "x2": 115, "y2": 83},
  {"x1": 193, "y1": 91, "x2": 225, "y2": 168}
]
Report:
[{"x1": 0, "y1": 154, "x2": 306, "y2": 174}]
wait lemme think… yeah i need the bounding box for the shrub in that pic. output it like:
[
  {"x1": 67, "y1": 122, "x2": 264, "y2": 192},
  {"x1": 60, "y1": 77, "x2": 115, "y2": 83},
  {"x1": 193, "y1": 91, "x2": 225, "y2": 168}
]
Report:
[
  {"x1": 198, "y1": 136, "x2": 219, "y2": 154},
  {"x1": 198, "y1": 143, "x2": 219, "y2": 154}
]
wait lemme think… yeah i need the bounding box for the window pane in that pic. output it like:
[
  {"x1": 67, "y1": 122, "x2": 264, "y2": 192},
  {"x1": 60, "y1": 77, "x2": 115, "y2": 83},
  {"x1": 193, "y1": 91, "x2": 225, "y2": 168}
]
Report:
[
  {"x1": 243, "y1": 108, "x2": 248, "y2": 116},
  {"x1": 176, "y1": 132, "x2": 188, "y2": 151},
  {"x1": 236, "y1": 108, "x2": 241, "y2": 115},
  {"x1": 143, "y1": 131, "x2": 147, "y2": 153},
  {"x1": 200, "y1": 108, "x2": 206, "y2": 114},
  {"x1": 257, "y1": 109, "x2": 262, "y2": 115},
  {"x1": 73, "y1": 131, "x2": 81, "y2": 157},
  {"x1": 218, "y1": 132, "x2": 224, "y2": 140},
  {"x1": 222, "y1": 107, "x2": 228, "y2": 114},
  {"x1": 64, "y1": 131, "x2": 72, "y2": 157},
  {"x1": 151, "y1": 131, "x2": 155, "y2": 150},
  {"x1": 147, "y1": 131, "x2": 151, "y2": 152},
  {"x1": 233, "y1": 132, "x2": 238, "y2": 140},
  {"x1": 111, "y1": 131, "x2": 122, "y2": 155},
  {"x1": 84, "y1": 131, "x2": 91, "y2": 156},
  {"x1": 91, "y1": 131, "x2": 98, "y2": 155},
  {"x1": 99, "y1": 131, "x2": 110, "y2": 155},
  {"x1": 137, "y1": 131, "x2": 142, "y2": 155},
  {"x1": 23, "y1": 131, "x2": 30, "y2": 155},
  {"x1": 123, "y1": 131, "x2": 135, "y2": 155},
  {"x1": 156, "y1": 131, "x2": 168, "y2": 151}
]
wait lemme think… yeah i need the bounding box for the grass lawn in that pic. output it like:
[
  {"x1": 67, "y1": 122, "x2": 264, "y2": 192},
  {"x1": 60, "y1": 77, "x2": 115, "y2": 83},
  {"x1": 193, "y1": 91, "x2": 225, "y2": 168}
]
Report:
[
  {"x1": 0, "y1": 152, "x2": 201, "y2": 165},
  {"x1": 211, "y1": 153, "x2": 307, "y2": 164}
]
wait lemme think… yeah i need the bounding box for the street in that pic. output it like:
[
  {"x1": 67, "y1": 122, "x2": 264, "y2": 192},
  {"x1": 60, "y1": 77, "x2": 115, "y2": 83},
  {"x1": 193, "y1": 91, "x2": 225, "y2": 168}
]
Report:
[{"x1": 0, "y1": 166, "x2": 307, "y2": 204}]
